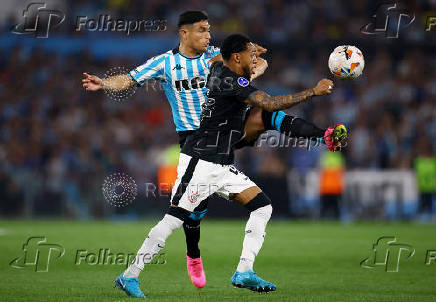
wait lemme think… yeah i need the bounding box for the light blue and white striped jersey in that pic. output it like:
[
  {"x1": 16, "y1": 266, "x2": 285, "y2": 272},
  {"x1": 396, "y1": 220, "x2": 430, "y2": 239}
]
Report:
[{"x1": 129, "y1": 46, "x2": 221, "y2": 132}]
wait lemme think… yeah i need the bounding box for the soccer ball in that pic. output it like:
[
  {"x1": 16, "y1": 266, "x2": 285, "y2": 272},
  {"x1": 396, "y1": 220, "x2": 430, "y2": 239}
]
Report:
[{"x1": 328, "y1": 45, "x2": 365, "y2": 79}]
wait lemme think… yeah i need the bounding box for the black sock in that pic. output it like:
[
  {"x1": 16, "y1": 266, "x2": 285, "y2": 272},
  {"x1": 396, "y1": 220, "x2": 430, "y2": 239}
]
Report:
[
  {"x1": 183, "y1": 218, "x2": 201, "y2": 258},
  {"x1": 262, "y1": 110, "x2": 325, "y2": 139},
  {"x1": 279, "y1": 115, "x2": 325, "y2": 138}
]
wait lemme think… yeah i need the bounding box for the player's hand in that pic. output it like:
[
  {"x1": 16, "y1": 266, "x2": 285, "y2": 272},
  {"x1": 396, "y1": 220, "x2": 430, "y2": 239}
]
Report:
[
  {"x1": 82, "y1": 73, "x2": 103, "y2": 91},
  {"x1": 251, "y1": 57, "x2": 268, "y2": 80},
  {"x1": 313, "y1": 78, "x2": 334, "y2": 96},
  {"x1": 253, "y1": 43, "x2": 267, "y2": 57}
]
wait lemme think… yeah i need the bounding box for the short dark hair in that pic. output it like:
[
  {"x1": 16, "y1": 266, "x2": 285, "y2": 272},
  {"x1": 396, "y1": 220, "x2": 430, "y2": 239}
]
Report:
[
  {"x1": 220, "y1": 34, "x2": 251, "y2": 61},
  {"x1": 178, "y1": 11, "x2": 208, "y2": 28}
]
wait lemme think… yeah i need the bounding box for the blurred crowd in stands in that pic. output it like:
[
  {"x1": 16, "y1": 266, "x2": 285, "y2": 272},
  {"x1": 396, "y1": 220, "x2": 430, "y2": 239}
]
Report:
[{"x1": 0, "y1": 0, "x2": 435, "y2": 217}]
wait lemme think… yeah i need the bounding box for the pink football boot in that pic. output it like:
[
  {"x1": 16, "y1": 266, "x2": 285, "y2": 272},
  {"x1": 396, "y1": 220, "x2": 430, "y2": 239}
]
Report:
[
  {"x1": 324, "y1": 124, "x2": 347, "y2": 151},
  {"x1": 186, "y1": 253, "x2": 206, "y2": 288}
]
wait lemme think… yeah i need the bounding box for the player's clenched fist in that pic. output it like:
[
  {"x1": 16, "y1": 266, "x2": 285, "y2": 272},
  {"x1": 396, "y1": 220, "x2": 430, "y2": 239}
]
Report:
[
  {"x1": 313, "y1": 78, "x2": 334, "y2": 96},
  {"x1": 82, "y1": 73, "x2": 103, "y2": 91}
]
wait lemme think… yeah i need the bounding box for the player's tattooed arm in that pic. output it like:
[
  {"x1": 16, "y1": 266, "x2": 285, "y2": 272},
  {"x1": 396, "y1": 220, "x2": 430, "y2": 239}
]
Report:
[
  {"x1": 82, "y1": 73, "x2": 135, "y2": 91},
  {"x1": 245, "y1": 78, "x2": 334, "y2": 112},
  {"x1": 246, "y1": 89, "x2": 314, "y2": 111}
]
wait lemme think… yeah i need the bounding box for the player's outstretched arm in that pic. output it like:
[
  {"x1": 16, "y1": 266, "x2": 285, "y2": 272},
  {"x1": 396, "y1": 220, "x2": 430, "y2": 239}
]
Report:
[
  {"x1": 82, "y1": 73, "x2": 135, "y2": 91},
  {"x1": 245, "y1": 78, "x2": 333, "y2": 112}
]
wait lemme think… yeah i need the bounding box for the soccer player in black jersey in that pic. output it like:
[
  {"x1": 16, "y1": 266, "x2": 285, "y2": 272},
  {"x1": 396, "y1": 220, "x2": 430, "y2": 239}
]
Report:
[{"x1": 115, "y1": 34, "x2": 347, "y2": 297}]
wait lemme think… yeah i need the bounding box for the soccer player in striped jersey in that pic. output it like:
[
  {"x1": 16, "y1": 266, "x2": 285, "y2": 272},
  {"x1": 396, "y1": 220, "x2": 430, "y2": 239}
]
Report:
[{"x1": 82, "y1": 11, "x2": 345, "y2": 294}]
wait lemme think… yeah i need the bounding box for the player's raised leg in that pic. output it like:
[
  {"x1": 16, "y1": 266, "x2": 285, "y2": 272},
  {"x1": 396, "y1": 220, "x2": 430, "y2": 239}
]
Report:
[{"x1": 240, "y1": 107, "x2": 347, "y2": 151}]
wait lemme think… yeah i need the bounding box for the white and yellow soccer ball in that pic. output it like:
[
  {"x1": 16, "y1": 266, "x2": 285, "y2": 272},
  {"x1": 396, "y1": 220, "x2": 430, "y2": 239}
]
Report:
[{"x1": 328, "y1": 45, "x2": 365, "y2": 79}]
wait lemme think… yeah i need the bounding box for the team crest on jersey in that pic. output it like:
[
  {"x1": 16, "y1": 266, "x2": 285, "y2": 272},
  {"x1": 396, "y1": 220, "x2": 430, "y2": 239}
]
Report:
[
  {"x1": 237, "y1": 77, "x2": 249, "y2": 87},
  {"x1": 188, "y1": 191, "x2": 200, "y2": 204}
]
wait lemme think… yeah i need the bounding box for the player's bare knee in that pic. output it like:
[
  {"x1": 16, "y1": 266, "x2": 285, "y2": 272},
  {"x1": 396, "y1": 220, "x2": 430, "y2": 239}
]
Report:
[
  {"x1": 248, "y1": 107, "x2": 264, "y2": 127},
  {"x1": 233, "y1": 186, "x2": 262, "y2": 205},
  {"x1": 243, "y1": 108, "x2": 266, "y2": 140}
]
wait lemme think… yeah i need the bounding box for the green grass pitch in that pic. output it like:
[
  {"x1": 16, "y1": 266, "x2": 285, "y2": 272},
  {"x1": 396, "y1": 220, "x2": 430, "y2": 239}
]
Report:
[{"x1": 0, "y1": 220, "x2": 435, "y2": 301}]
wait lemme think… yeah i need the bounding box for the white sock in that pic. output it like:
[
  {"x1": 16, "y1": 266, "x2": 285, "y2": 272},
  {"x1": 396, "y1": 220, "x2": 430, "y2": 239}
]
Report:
[
  {"x1": 124, "y1": 214, "x2": 183, "y2": 278},
  {"x1": 237, "y1": 205, "x2": 272, "y2": 273}
]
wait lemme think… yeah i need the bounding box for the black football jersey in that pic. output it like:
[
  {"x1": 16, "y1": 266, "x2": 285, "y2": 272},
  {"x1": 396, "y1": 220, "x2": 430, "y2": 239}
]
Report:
[{"x1": 181, "y1": 61, "x2": 258, "y2": 164}]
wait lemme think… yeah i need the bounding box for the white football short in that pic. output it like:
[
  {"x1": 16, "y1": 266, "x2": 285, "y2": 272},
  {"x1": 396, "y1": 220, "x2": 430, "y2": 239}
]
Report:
[{"x1": 170, "y1": 153, "x2": 256, "y2": 212}]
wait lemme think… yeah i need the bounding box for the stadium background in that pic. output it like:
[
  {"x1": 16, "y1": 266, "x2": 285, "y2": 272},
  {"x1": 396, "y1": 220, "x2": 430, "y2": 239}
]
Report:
[{"x1": 1, "y1": 0, "x2": 435, "y2": 221}]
